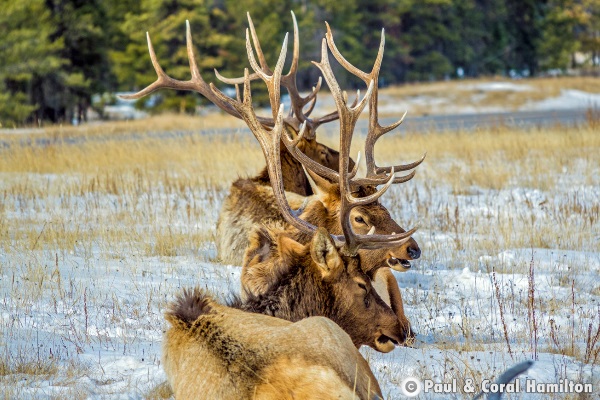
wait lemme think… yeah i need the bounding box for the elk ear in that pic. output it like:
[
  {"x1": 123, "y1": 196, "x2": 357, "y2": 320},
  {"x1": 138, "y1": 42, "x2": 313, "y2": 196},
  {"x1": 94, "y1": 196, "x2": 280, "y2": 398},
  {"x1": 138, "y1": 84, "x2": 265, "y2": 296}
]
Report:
[
  {"x1": 310, "y1": 228, "x2": 343, "y2": 280},
  {"x1": 303, "y1": 166, "x2": 334, "y2": 199},
  {"x1": 277, "y1": 234, "x2": 306, "y2": 265}
]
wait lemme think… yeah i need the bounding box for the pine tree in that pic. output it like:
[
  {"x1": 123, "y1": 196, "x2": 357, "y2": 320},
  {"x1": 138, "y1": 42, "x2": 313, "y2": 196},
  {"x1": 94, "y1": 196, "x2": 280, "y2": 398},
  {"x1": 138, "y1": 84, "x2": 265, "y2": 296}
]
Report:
[
  {"x1": 112, "y1": 0, "x2": 235, "y2": 113},
  {"x1": 0, "y1": 0, "x2": 64, "y2": 126}
]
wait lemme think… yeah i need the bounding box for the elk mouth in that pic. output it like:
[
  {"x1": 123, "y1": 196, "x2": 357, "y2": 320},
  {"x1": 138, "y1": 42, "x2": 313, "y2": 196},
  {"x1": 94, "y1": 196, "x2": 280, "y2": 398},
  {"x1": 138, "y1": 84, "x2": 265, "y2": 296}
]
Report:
[
  {"x1": 374, "y1": 334, "x2": 399, "y2": 353},
  {"x1": 387, "y1": 257, "x2": 411, "y2": 271}
]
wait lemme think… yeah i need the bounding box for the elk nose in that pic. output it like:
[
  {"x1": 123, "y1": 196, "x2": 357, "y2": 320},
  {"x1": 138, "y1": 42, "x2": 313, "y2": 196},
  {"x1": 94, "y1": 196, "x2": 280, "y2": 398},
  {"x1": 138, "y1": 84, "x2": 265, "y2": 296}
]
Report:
[{"x1": 407, "y1": 245, "x2": 421, "y2": 260}]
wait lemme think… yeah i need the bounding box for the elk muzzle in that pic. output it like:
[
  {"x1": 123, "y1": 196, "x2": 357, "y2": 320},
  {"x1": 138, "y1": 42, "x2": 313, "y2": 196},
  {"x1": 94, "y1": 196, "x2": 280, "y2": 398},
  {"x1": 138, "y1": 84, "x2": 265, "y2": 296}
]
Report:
[
  {"x1": 386, "y1": 238, "x2": 421, "y2": 271},
  {"x1": 373, "y1": 323, "x2": 407, "y2": 353}
]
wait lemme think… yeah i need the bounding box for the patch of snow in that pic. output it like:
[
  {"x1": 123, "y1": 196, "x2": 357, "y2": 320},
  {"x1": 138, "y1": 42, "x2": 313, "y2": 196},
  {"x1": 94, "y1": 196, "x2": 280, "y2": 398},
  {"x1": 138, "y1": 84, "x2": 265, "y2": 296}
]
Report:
[
  {"x1": 462, "y1": 82, "x2": 534, "y2": 92},
  {"x1": 526, "y1": 89, "x2": 600, "y2": 111}
]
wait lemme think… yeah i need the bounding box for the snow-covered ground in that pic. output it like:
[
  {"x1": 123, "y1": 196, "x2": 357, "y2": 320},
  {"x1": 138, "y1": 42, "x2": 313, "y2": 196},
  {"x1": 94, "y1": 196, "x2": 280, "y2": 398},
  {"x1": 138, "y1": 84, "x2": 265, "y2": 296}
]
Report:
[{"x1": 1, "y1": 130, "x2": 599, "y2": 399}]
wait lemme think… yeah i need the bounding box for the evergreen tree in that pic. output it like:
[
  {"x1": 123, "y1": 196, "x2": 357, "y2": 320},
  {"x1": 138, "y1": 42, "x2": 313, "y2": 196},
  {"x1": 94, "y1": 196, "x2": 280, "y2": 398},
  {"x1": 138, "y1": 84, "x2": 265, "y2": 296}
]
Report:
[
  {"x1": 43, "y1": 0, "x2": 114, "y2": 123},
  {"x1": 112, "y1": 0, "x2": 236, "y2": 113},
  {"x1": 0, "y1": 0, "x2": 64, "y2": 126},
  {"x1": 505, "y1": 0, "x2": 546, "y2": 76}
]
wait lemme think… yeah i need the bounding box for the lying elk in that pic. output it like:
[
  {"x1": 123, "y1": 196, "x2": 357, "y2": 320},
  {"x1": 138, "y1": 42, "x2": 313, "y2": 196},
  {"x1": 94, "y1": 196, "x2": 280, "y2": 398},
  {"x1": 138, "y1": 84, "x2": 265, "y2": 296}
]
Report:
[
  {"x1": 122, "y1": 14, "x2": 421, "y2": 340},
  {"x1": 209, "y1": 14, "x2": 424, "y2": 331},
  {"x1": 214, "y1": 13, "x2": 424, "y2": 270},
  {"x1": 202, "y1": 23, "x2": 421, "y2": 349},
  {"x1": 241, "y1": 225, "x2": 408, "y2": 352},
  {"x1": 163, "y1": 287, "x2": 383, "y2": 399}
]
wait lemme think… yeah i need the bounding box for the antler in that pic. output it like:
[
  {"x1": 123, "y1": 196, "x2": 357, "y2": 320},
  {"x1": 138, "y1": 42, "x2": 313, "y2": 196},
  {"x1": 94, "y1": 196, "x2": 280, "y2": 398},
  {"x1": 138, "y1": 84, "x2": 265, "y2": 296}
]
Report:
[
  {"x1": 279, "y1": 26, "x2": 422, "y2": 187},
  {"x1": 214, "y1": 12, "x2": 340, "y2": 138},
  {"x1": 324, "y1": 23, "x2": 427, "y2": 180},
  {"x1": 221, "y1": 31, "x2": 417, "y2": 256},
  {"x1": 123, "y1": 16, "x2": 418, "y2": 257},
  {"x1": 207, "y1": 28, "x2": 319, "y2": 236},
  {"x1": 311, "y1": 38, "x2": 418, "y2": 255},
  {"x1": 120, "y1": 20, "x2": 273, "y2": 127}
]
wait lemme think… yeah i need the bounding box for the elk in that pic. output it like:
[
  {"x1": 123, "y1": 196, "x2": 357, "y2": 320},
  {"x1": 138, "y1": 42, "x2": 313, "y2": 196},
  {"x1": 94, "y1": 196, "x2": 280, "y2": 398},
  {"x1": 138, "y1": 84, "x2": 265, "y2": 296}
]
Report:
[
  {"x1": 163, "y1": 287, "x2": 383, "y2": 399},
  {"x1": 214, "y1": 13, "x2": 424, "y2": 270},
  {"x1": 199, "y1": 20, "x2": 423, "y2": 350},
  {"x1": 208, "y1": 14, "x2": 424, "y2": 332},
  {"x1": 240, "y1": 225, "x2": 408, "y2": 352},
  {"x1": 122, "y1": 13, "x2": 422, "y2": 340}
]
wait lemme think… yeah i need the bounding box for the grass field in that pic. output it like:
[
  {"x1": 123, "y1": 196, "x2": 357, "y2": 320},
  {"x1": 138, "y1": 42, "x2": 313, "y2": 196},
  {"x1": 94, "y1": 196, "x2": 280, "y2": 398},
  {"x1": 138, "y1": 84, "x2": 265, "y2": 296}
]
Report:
[{"x1": 0, "y1": 111, "x2": 599, "y2": 398}]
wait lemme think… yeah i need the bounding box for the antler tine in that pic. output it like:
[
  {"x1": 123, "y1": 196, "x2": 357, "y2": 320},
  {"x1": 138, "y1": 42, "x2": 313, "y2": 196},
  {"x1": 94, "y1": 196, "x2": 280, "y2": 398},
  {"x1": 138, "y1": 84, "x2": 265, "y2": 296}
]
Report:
[
  {"x1": 246, "y1": 28, "x2": 288, "y2": 119},
  {"x1": 247, "y1": 12, "x2": 272, "y2": 74},
  {"x1": 315, "y1": 26, "x2": 419, "y2": 256},
  {"x1": 119, "y1": 21, "x2": 277, "y2": 125},
  {"x1": 325, "y1": 24, "x2": 426, "y2": 182},
  {"x1": 288, "y1": 10, "x2": 300, "y2": 75},
  {"x1": 353, "y1": 226, "x2": 419, "y2": 249},
  {"x1": 214, "y1": 69, "x2": 261, "y2": 85},
  {"x1": 301, "y1": 79, "x2": 322, "y2": 118},
  {"x1": 324, "y1": 22, "x2": 371, "y2": 82},
  {"x1": 281, "y1": 11, "x2": 329, "y2": 139}
]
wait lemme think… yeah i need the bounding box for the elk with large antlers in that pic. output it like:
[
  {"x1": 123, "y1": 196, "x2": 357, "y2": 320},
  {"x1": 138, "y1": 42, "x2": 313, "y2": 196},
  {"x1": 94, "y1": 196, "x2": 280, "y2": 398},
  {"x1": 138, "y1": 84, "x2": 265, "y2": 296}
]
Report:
[
  {"x1": 163, "y1": 287, "x2": 383, "y2": 399},
  {"x1": 197, "y1": 16, "x2": 422, "y2": 348},
  {"x1": 215, "y1": 12, "x2": 424, "y2": 265},
  {"x1": 122, "y1": 13, "x2": 424, "y2": 342},
  {"x1": 209, "y1": 14, "x2": 424, "y2": 333}
]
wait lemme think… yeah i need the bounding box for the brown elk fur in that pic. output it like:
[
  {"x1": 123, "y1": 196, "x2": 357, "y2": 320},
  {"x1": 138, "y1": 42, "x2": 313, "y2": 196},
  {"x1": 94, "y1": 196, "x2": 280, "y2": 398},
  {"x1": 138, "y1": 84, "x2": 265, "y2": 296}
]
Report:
[
  {"x1": 227, "y1": 174, "x2": 417, "y2": 335},
  {"x1": 216, "y1": 169, "x2": 420, "y2": 270},
  {"x1": 253, "y1": 131, "x2": 345, "y2": 196},
  {"x1": 216, "y1": 129, "x2": 354, "y2": 266},
  {"x1": 163, "y1": 287, "x2": 382, "y2": 399},
  {"x1": 240, "y1": 226, "x2": 408, "y2": 352}
]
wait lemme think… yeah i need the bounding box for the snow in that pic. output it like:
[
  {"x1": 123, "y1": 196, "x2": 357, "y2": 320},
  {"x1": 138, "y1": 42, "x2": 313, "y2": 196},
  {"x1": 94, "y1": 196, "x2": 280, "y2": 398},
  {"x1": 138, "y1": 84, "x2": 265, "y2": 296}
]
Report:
[
  {"x1": 527, "y1": 89, "x2": 600, "y2": 111},
  {"x1": 461, "y1": 82, "x2": 534, "y2": 92},
  {"x1": 1, "y1": 147, "x2": 599, "y2": 398}
]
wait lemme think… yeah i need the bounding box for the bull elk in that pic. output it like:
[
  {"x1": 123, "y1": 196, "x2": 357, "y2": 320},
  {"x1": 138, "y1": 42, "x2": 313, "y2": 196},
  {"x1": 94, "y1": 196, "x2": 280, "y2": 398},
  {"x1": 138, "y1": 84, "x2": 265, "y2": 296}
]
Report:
[
  {"x1": 200, "y1": 19, "x2": 424, "y2": 349},
  {"x1": 122, "y1": 12, "x2": 422, "y2": 344},
  {"x1": 163, "y1": 287, "x2": 383, "y2": 399},
  {"x1": 209, "y1": 14, "x2": 424, "y2": 332},
  {"x1": 214, "y1": 13, "x2": 424, "y2": 269},
  {"x1": 241, "y1": 224, "x2": 408, "y2": 352}
]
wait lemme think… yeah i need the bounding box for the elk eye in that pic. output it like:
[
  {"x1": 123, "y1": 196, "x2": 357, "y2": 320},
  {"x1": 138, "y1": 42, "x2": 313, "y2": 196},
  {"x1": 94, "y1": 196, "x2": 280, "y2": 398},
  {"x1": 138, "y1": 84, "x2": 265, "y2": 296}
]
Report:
[
  {"x1": 354, "y1": 216, "x2": 366, "y2": 224},
  {"x1": 358, "y1": 282, "x2": 367, "y2": 292}
]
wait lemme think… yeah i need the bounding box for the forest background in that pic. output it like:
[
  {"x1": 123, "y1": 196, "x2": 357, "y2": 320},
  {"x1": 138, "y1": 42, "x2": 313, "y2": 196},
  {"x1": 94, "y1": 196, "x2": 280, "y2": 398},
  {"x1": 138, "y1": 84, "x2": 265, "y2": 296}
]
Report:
[{"x1": 1, "y1": 0, "x2": 598, "y2": 126}]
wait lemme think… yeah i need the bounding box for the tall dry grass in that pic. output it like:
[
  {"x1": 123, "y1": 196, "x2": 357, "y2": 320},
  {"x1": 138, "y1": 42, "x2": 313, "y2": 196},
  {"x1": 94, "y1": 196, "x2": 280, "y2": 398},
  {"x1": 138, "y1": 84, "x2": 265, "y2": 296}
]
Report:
[
  {"x1": 1, "y1": 114, "x2": 598, "y2": 396},
  {"x1": 1, "y1": 116, "x2": 597, "y2": 257}
]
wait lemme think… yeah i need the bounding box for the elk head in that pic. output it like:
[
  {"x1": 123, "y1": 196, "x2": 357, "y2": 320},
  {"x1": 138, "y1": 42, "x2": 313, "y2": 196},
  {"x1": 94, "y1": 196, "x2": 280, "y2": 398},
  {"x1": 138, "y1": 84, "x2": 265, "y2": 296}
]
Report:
[
  {"x1": 243, "y1": 226, "x2": 406, "y2": 352},
  {"x1": 302, "y1": 169, "x2": 422, "y2": 272}
]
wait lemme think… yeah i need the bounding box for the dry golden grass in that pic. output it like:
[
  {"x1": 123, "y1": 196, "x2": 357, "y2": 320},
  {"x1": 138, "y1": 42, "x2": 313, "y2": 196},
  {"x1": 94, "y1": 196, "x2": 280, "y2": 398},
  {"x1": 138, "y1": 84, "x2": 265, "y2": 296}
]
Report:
[
  {"x1": 146, "y1": 381, "x2": 174, "y2": 399},
  {"x1": 2, "y1": 116, "x2": 597, "y2": 261},
  {"x1": 1, "y1": 113, "x2": 598, "y2": 396},
  {"x1": 0, "y1": 354, "x2": 58, "y2": 377}
]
